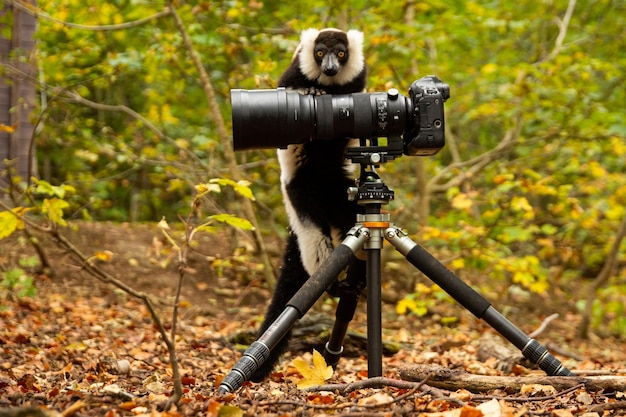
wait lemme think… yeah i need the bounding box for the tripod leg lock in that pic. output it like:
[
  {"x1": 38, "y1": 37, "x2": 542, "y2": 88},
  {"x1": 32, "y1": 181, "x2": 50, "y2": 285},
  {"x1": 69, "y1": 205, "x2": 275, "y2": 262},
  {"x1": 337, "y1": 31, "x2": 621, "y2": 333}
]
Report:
[
  {"x1": 218, "y1": 341, "x2": 270, "y2": 394},
  {"x1": 384, "y1": 226, "x2": 415, "y2": 256},
  {"x1": 343, "y1": 224, "x2": 370, "y2": 252},
  {"x1": 522, "y1": 339, "x2": 574, "y2": 376}
]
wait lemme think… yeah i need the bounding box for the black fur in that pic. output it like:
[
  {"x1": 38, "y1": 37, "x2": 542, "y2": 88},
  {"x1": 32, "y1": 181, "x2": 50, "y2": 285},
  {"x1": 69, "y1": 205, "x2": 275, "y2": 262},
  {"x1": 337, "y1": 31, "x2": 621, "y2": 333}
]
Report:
[
  {"x1": 278, "y1": 56, "x2": 366, "y2": 94},
  {"x1": 250, "y1": 28, "x2": 367, "y2": 382}
]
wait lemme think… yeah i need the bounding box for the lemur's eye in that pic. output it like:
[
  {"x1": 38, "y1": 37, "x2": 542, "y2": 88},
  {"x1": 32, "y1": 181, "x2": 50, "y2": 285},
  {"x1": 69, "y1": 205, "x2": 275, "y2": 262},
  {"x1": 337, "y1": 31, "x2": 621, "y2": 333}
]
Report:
[
  {"x1": 337, "y1": 51, "x2": 346, "y2": 59},
  {"x1": 316, "y1": 50, "x2": 324, "y2": 58}
]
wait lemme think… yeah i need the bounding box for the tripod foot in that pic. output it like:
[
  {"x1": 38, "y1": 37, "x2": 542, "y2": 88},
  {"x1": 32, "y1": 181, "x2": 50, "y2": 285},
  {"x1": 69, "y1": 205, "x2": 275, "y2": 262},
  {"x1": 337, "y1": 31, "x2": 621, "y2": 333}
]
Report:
[{"x1": 324, "y1": 342, "x2": 344, "y2": 368}]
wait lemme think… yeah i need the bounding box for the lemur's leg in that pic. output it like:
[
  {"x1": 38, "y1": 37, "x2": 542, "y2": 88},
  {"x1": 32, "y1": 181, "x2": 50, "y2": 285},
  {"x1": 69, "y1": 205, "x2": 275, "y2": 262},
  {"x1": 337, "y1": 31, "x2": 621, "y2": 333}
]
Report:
[{"x1": 250, "y1": 232, "x2": 309, "y2": 382}]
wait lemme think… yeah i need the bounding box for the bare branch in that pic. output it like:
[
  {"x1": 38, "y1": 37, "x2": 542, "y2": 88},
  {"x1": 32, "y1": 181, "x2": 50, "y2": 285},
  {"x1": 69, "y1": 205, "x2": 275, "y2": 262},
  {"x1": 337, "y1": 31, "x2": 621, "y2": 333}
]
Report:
[
  {"x1": 60, "y1": 90, "x2": 206, "y2": 169},
  {"x1": 528, "y1": 313, "x2": 560, "y2": 338},
  {"x1": 545, "y1": 0, "x2": 577, "y2": 61},
  {"x1": 428, "y1": 113, "x2": 523, "y2": 193},
  {"x1": 5, "y1": 0, "x2": 171, "y2": 31}
]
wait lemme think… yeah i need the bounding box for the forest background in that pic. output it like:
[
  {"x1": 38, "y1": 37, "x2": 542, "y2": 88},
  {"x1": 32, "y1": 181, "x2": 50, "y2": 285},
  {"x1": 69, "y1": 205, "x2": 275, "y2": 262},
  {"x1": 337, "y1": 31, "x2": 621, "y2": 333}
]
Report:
[{"x1": 1, "y1": 0, "x2": 625, "y2": 346}]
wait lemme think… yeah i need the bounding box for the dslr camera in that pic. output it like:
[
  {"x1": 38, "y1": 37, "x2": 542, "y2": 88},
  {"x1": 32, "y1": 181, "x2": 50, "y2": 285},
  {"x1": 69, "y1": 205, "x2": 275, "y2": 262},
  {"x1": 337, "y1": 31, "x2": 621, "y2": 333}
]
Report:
[{"x1": 230, "y1": 75, "x2": 449, "y2": 161}]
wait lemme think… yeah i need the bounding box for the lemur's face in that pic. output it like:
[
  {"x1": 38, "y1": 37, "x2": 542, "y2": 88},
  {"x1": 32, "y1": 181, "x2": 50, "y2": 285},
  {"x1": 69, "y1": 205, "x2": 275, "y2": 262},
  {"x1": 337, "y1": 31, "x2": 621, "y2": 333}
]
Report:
[{"x1": 313, "y1": 32, "x2": 350, "y2": 76}]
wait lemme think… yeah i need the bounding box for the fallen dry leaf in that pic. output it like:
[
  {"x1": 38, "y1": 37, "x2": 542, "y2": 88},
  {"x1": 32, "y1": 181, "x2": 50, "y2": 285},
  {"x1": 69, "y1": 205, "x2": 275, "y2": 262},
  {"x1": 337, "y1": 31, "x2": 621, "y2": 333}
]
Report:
[{"x1": 292, "y1": 349, "x2": 334, "y2": 389}]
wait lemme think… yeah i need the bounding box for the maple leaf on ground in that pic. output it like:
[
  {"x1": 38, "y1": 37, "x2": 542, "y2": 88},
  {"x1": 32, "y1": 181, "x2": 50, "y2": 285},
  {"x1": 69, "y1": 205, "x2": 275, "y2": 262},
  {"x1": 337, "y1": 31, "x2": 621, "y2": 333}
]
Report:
[{"x1": 292, "y1": 349, "x2": 333, "y2": 389}]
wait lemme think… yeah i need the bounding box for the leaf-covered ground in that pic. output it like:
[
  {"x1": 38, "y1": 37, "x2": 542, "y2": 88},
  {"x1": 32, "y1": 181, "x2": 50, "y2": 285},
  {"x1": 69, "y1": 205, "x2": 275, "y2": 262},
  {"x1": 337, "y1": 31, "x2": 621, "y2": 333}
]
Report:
[{"x1": 1, "y1": 222, "x2": 625, "y2": 416}]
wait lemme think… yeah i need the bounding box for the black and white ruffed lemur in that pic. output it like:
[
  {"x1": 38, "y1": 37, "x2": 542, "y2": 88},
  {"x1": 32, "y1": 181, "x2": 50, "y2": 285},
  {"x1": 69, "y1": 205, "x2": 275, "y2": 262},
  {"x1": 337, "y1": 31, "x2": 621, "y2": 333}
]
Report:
[{"x1": 250, "y1": 28, "x2": 368, "y2": 382}]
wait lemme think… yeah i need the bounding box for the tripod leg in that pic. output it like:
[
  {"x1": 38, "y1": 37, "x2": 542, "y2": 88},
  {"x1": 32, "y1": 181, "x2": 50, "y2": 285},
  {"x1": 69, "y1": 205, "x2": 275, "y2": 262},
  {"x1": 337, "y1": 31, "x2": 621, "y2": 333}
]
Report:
[
  {"x1": 218, "y1": 228, "x2": 367, "y2": 393},
  {"x1": 249, "y1": 233, "x2": 309, "y2": 382},
  {"x1": 366, "y1": 247, "x2": 383, "y2": 377},
  {"x1": 324, "y1": 294, "x2": 358, "y2": 367},
  {"x1": 324, "y1": 256, "x2": 366, "y2": 367},
  {"x1": 386, "y1": 227, "x2": 574, "y2": 377}
]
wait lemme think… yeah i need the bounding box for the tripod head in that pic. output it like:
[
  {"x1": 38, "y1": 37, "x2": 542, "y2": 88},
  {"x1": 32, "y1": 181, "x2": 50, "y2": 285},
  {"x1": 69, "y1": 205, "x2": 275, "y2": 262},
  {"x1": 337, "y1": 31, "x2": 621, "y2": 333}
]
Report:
[
  {"x1": 348, "y1": 168, "x2": 395, "y2": 206},
  {"x1": 347, "y1": 140, "x2": 396, "y2": 207}
]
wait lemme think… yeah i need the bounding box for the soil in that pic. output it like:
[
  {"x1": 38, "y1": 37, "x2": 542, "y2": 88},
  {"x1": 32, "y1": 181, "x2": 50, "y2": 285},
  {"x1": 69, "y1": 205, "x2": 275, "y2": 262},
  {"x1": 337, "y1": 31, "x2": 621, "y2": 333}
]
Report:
[{"x1": 0, "y1": 221, "x2": 625, "y2": 416}]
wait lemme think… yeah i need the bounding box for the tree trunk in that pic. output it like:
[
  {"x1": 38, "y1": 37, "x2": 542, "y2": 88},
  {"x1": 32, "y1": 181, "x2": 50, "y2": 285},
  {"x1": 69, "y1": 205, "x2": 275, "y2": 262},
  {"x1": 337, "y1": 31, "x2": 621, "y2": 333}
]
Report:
[{"x1": 0, "y1": 1, "x2": 37, "y2": 190}]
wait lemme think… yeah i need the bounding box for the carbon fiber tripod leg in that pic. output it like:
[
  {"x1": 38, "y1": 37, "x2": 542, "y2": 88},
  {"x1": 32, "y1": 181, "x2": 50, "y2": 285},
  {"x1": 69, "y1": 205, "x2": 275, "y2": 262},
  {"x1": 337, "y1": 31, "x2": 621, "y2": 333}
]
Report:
[
  {"x1": 218, "y1": 226, "x2": 368, "y2": 393},
  {"x1": 385, "y1": 226, "x2": 574, "y2": 377}
]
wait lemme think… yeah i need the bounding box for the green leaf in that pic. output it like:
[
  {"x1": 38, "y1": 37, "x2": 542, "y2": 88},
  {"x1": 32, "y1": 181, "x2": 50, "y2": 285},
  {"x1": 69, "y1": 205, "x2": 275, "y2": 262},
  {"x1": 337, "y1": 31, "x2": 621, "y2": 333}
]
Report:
[
  {"x1": 209, "y1": 178, "x2": 255, "y2": 201},
  {"x1": 209, "y1": 213, "x2": 254, "y2": 231},
  {"x1": 32, "y1": 179, "x2": 68, "y2": 198},
  {"x1": 540, "y1": 224, "x2": 558, "y2": 235},
  {"x1": 195, "y1": 224, "x2": 217, "y2": 234}
]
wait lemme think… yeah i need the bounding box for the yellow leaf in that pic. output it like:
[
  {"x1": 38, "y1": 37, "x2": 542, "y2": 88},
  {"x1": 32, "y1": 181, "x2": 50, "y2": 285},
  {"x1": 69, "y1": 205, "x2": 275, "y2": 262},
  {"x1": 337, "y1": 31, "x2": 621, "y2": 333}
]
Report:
[
  {"x1": 208, "y1": 178, "x2": 255, "y2": 201},
  {"x1": 396, "y1": 298, "x2": 414, "y2": 315},
  {"x1": 0, "y1": 123, "x2": 16, "y2": 133},
  {"x1": 451, "y1": 193, "x2": 473, "y2": 210},
  {"x1": 218, "y1": 405, "x2": 243, "y2": 417},
  {"x1": 520, "y1": 383, "x2": 557, "y2": 396},
  {"x1": 451, "y1": 258, "x2": 465, "y2": 269},
  {"x1": 94, "y1": 251, "x2": 114, "y2": 262},
  {"x1": 481, "y1": 62, "x2": 499, "y2": 75},
  {"x1": 210, "y1": 213, "x2": 254, "y2": 231},
  {"x1": 41, "y1": 198, "x2": 69, "y2": 226},
  {"x1": 0, "y1": 210, "x2": 19, "y2": 239},
  {"x1": 195, "y1": 183, "x2": 221, "y2": 194},
  {"x1": 0, "y1": 207, "x2": 31, "y2": 238},
  {"x1": 292, "y1": 350, "x2": 333, "y2": 389}
]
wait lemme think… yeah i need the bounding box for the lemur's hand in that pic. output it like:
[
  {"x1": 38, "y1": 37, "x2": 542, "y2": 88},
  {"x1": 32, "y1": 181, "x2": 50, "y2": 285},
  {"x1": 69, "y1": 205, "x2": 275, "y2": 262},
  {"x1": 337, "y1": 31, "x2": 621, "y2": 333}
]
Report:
[{"x1": 305, "y1": 87, "x2": 326, "y2": 96}]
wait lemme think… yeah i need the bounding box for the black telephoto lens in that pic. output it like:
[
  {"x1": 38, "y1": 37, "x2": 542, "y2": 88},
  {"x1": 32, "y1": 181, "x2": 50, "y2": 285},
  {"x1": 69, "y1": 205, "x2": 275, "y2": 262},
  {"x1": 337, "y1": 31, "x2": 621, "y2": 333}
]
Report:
[
  {"x1": 230, "y1": 88, "x2": 315, "y2": 150},
  {"x1": 230, "y1": 76, "x2": 449, "y2": 156}
]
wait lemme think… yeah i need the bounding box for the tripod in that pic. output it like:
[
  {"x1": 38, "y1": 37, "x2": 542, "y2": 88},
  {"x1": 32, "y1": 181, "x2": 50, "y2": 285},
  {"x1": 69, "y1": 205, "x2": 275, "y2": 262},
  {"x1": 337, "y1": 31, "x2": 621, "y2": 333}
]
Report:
[{"x1": 218, "y1": 163, "x2": 573, "y2": 394}]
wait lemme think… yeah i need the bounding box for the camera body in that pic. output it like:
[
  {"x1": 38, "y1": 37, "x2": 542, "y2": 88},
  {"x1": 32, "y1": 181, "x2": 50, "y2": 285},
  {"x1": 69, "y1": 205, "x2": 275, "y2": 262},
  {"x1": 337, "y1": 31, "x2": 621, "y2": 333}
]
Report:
[
  {"x1": 230, "y1": 75, "x2": 449, "y2": 160},
  {"x1": 403, "y1": 76, "x2": 450, "y2": 156}
]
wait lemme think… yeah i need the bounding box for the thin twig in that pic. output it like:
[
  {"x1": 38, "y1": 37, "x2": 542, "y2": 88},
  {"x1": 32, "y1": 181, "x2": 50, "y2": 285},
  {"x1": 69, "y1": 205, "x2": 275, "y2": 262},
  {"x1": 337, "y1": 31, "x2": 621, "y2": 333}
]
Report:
[
  {"x1": 48, "y1": 229, "x2": 184, "y2": 409},
  {"x1": 545, "y1": 0, "x2": 577, "y2": 61},
  {"x1": 528, "y1": 313, "x2": 559, "y2": 338},
  {"x1": 307, "y1": 376, "x2": 455, "y2": 404},
  {"x1": 472, "y1": 383, "x2": 585, "y2": 403},
  {"x1": 307, "y1": 376, "x2": 427, "y2": 394}
]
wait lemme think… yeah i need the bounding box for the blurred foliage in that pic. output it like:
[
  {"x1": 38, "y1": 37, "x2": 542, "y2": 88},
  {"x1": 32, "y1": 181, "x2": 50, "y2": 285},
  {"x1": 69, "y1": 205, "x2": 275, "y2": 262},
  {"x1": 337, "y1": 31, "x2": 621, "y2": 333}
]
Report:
[
  {"x1": 1, "y1": 0, "x2": 625, "y2": 336},
  {"x1": 1, "y1": 256, "x2": 40, "y2": 302}
]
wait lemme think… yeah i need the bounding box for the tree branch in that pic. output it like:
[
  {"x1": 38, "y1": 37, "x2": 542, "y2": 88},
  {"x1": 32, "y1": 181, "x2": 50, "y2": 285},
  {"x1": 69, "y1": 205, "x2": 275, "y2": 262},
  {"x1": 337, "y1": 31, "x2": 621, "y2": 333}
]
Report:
[
  {"x1": 165, "y1": 1, "x2": 276, "y2": 286},
  {"x1": 428, "y1": 113, "x2": 524, "y2": 193},
  {"x1": 545, "y1": 0, "x2": 577, "y2": 61},
  {"x1": 400, "y1": 364, "x2": 626, "y2": 392},
  {"x1": 61, "y1": 90, "x2": 206, "y2": 168},
  {"x1": 5, "y1": 0, "x2": 171, "y2": 31}
]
